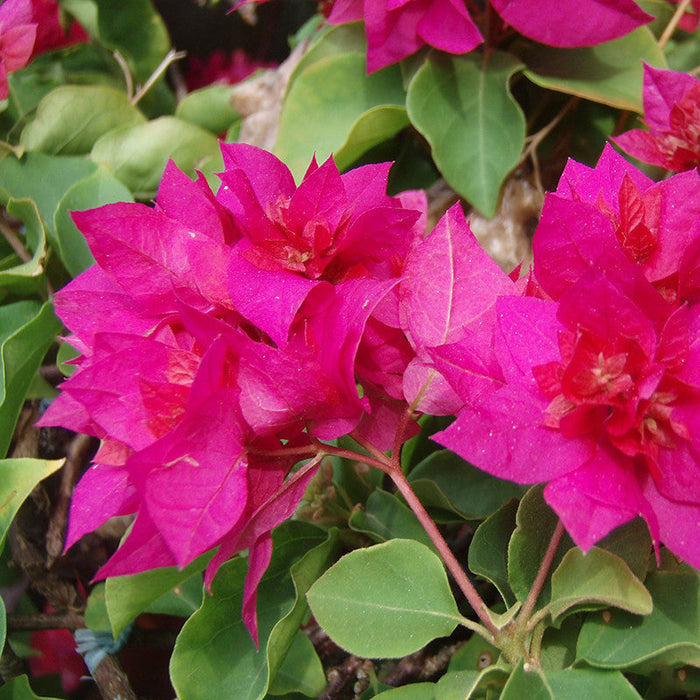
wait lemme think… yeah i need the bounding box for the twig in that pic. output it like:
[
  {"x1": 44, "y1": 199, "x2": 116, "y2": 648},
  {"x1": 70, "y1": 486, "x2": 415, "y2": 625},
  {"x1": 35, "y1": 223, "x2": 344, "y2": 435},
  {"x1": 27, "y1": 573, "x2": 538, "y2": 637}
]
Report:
[
  {"x1": 7, "y1": 611, "x2": 85, "y2": 632},
  {"x1": 92, "y1": 654, "x2": 138, "y2": 700},
  {"x1": 46, "y1": 433, "x2": 96, "y2": 565},
  {"x1": 659, "y1": 0, "x2": 692, "y2": 49},
  {"x1": 132, "y1": 49, "x2": 187, "y2": 106},
  {"x1": 112, "y1": 50, "x2": 134, "y2": 100},
  {"x1": 0, "y1": 214, "x2": 32, "y2": 263}
]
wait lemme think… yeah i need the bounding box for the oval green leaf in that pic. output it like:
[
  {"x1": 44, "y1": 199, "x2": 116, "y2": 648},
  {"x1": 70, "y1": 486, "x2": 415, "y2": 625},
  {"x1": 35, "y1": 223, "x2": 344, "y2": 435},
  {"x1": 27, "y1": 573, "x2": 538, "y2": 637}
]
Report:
[
  {"x1": 435, "y1": 667, "x2": 509, "y2": 700},
  {"x1": 521, "y1": 27, "x2": 666, "y2": 112},
  {"x1": 170, "y1": 522, "x2": 337, "y2": 700},
  {"x1": 577, "y1": 570, "x2": 700, "y2": 671},
  {"x1": 90, "y1": 116, "x2": 220, "y2": 198},
  {"x1": 275, "y1": 53, "x2": 407, "y2": 180},
  {"x1": 407, "y1": 51, "x2": 525, "y2": 218},
  {"x1": 54, "y1": 167, "x2": 133, "y2": 277},
  {"x1": 268, "y1": 631, "x2": 327, "y2": 698},
  {"x1": 307, "y1": 539, "x2": 461, "y2": 658},
  {"x1": 0, "y1": 300, "x2": 63, "y2": 458},
  {"x1": 0, "y1": 675, "x2": 61, "y2": 700},
  {"x1": 501, "y1": 660, "x2": 552, "y2": 700},
  {"x1": 545, "y1": 668, "x2": 642, "y2": 699},
  {"x1": 175, "y1": 85, "x2": 241, "y2": 135},
  {"x1": 548, "y1": 547, "x2": 652, "y2": 623},
  {"x1": 373, "y1": 684, "x2": 436, "y2": 700},
  {"x1": 21, "y1": 86, "x2": 146, "y2": 155}
]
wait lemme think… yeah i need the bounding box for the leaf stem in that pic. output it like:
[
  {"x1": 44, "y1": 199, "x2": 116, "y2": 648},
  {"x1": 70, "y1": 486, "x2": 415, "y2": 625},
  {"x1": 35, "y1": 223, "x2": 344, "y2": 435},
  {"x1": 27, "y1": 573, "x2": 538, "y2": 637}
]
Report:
[
  {"x1": 518, "y1": 520, "x2": 564, "y2": 625},
  {"x1": 132, "y1": 49, "x2": 186, "y2": 106},
  {"x1": 659, "y1": 0, "x2": 692, "y2": 49}
]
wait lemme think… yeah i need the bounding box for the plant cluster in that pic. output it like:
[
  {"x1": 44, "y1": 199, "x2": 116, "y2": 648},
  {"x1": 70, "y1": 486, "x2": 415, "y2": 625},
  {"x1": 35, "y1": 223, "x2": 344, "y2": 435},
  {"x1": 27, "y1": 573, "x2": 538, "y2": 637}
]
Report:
[{"x1": 0, "y1": 0, "x2": 698, "y2": 699}]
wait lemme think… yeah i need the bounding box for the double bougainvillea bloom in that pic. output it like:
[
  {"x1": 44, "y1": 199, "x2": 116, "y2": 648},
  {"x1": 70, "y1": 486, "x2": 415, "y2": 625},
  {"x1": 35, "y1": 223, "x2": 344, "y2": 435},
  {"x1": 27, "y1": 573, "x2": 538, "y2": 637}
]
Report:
[
  {"x1": 614, "y1": 64, "x2": 700, "y2": 173},
  {"x1": 433, "y1": 148, "x2": 700, "y2": 569},
  {"x1": 39, "y1": 145, "x2": 425, "y2": 643},
  {"x1": 0, "y1": 0, "x2": 37, "y2": 99},
  {"x1": 326, "y1": 0, "x2": 651, "y2": 72}
]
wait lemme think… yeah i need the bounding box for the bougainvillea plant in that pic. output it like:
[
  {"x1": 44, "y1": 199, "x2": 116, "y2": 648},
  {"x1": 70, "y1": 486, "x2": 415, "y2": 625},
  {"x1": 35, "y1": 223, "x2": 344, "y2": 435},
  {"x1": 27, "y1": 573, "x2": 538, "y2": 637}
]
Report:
[{"x1": 0, "y1": 0, "x2": 699, "y2": 699}]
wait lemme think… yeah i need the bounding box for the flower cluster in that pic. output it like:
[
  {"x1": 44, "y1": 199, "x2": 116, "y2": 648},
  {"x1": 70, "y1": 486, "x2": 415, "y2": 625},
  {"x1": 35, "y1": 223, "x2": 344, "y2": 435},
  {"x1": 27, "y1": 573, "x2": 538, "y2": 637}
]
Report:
[
  {"x1": 614, "y1": 64, "x2": 700, "y2": 173},
  {"x1": 429, "y1": 145, "x2": 700, "y2": 568},
  {"x1": 40, "y1": 144, "x2": 426, "y2": 643}
]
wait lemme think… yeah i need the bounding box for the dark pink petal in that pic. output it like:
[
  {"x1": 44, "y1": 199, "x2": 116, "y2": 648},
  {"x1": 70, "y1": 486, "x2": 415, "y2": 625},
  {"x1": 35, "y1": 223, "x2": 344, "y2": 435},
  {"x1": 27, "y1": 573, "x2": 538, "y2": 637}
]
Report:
[
  {"x1": 403, "y1": 355, "x2": 463, "y2": 415},
  {"x1": 65, "y1": 465, "x2": 135, "y2": 549},
  {"x1": 494, "y1": 295, "x2": 562, "y2": 389},
  {"x1": 642, "y1": 476, "x2": 700, "y2": 569},
  {"x1": 139, "y1": 390, "x2": 248, "y2": 565},
  {"x1": 340, "y1": 162, "x2": 395, "y2": 213},
  {"x1": 1, "y1": 23, "x2": 36, "y2": 72},
  {"x1": 400, "y1": 203, "x2": 514, "y2": 349},
  {"x1": 51, "y1": 266, "x2": 156, "y2": 354},
  {"x1": 72, "y1": 204, "x2": 230, "y2": 312},
  {"x1": 363, "y1": 1, "x2": 425, "y2": 72},
  {"x1": 228, "y1": 238, "x2": 333, "y2": 348},
  {"x1": 219, "y1": 142, "x2": 295, "y2": 206},
  {"x1": 434, "y1": 384, "x2": 594, "y2": 484},
  {"x1": 533, "y1": 194, "x2": 632, "y2": 300},
  {"x1": 156, "y1": 160, "x2": 236, "y2": 246},
  {"x1": 641, "y1": 64, "x2": 695, "y2": 131},
  {"x1": 613, "y1": 130, "x2": 679, "y2": 172},
  {"x1": 327, "y1": 0, "x2": 365, "y2": 23},
  {"x1": 240, "y1": 534, "x2": 273, "y2": 649},
  {"x1": 95, "y1": 511, "x2": 178, "y2": 579},
  {"x1": 543, "y1": 454, "x2": 642, "y2": 551},
  {"x1": 491, "y1": 0, "x2": 651, "y2": 47},
  {"x1": 287, "y1": 156, "x2": 347, "y2": 232},
  {"x1": 556, "y1": 144, "x2": 651, "y2": 207},
  {"x1": 416, "y1": 0, "x2": 482, "y2": 54},
  {"x1": 0, "y1": 0, "x2": 33, "y2": 26}
]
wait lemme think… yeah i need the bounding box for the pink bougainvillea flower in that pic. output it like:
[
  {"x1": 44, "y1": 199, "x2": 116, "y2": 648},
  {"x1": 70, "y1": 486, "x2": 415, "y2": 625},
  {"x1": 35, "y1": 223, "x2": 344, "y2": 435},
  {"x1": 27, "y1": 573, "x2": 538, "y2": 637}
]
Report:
[
  {"x1": 668, "y1": 0, "x2": 699, "y2": 31},
  {"x1": 0, "y1": 0, "x2": 37, "y2": 99},
  {"x1": 433, "y1": 153, "x2": 700, "y2": 570},
  {"x1": 614, "y1": 65, "x2": 700, "y2": 173},
  {"x1": 219, "y1": 143, "x2": 425, "y2": 347},
  {"x1": 185, "y1": 48, "x2": 277, "y2": 91},
  {"x1": 39, "y1": 146, "x2": 424, "y2": 643},
  {"x1": 328, "y1": 0, "x2": 482, "y2": 73},
  {"x1": 537, "y1": 143, "x2": 700, "y2": 305}
]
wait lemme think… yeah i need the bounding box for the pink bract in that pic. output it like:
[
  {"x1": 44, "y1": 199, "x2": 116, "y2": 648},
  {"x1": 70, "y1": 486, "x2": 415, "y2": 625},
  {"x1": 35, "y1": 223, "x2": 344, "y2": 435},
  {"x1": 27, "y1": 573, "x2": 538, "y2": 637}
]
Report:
[
  {"x1": 614, "y1": 64, "x2": 700, "y2": 172},
  {"x1": 0, "y1": 0, "x2": 37, "y2": 99},
  {"x1": 434, "y1": 151, "x2": 700, "y2": 570}
]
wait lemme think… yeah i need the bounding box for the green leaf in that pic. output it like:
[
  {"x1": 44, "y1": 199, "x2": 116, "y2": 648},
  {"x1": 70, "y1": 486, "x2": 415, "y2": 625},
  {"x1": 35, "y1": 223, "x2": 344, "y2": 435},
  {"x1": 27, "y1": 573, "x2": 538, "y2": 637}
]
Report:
[
  {"x1": 406, "y1": 51, "x2": 525, "y2": 218},
  {"x1": 0, "y1": 199, "x2": 48, "y2": 296},
  {"x1": 0, "y1": 458, "x2": 63, "y2": 549},
  {"x1": 577, "y1": 570, "x2": 700, "y2": 671},
  {"x1": 144, "y1": 571, "x2": 205, "y2": 619},
  {"x1": 0, "y1": 591, "x2": 5, "y2": 653},
  {"x1": 544, "y1": 668, "x2": 642, "y2": 699},
  {"x1": 7, "y1": 43, "x2": 125, "y2": 121},
  {"x1": 348, "y1": 489, "x2": 437, "y2": 554},
  {"x1": 0, "y1": 675, "x2": 61, "y2": 700},
  {"x1": 175, "y1": 85, "x2": 241, "y2": 135},
  {"x1": 106, "y1": 552, "x2": 211, "y2": 638},
  {"x1": 0, "y1": 153, "x2": 97, "y2": 244},
  {"x1": 84, "y1": 582, "x2": 111, "y2": 632},
  {"x1": 372, "y1": 684, "x2": 436, "y2": 700},
  {"x1": 0, "y1": 301, "x2": 63, "y2": 458},
  {"x1": 268, "y1": 631, "x2": 326, "y2": 698},
  {"x1": 275, "y1": 53, "x2": 407, "y2": 180},
  {"x1": 548, "y1": 547, "x2": 652, "y2": 623},
  {"x1": 307, "y1": 539, "x2": 461, "y2": 658},
  {"x1": 468, "y1": 499, "x2": 518, "y2": 607},
  {"x1": 408, "y1": 450, "x2": 524, "y2": 522},
  {"x1": 90, "y1": 116, "x2": 221, "y2": 199},
  {"x1": 435, "y1": 667, "x2": 509, "y2": 700},
  {"x1": 170, "y1": 522, "x2": 337, "y2": 700},
  {"x1": 508, "y1": 485, "x2": 573, "y2": 608},
  {"x1": 21, "y1": 86, "x2": 146, "y2": 155},
  {"x1": 594, "y1": 517, "x2": 651, "y2": 583},
  {"x1": 53, "y1": 167, "x2": 133, "y2": 276},
  {"x1": 539, "y1": 616, "x2": 581, "y2": 672},
  {"x1": 91, "y1": 0, "x2": 170, "y2": 82},
  {"x1": 521, "y1": 27, "x2": 666, "y2": 112},
  {"x1": 501, "y1": 660, "x2": 552, "y2": 700},
  {"x1": 400, "y1": 415, "x2": 453, "y2": 475}
]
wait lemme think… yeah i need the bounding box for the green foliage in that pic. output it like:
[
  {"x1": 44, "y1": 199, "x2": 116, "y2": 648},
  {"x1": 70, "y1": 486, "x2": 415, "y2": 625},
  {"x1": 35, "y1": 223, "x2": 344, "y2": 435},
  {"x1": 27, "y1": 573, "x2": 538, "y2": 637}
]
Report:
[
  {"x1": 0, "y1": 301, "x2": 62, "y2": 457},
  {"x1": 170, "y1": 522, "x2": 338, "y2": 700},
  {"x1": 406, "y1": 52, "x2": 525, "y2": 217},
  {"x1": 307, "y1": 539, "x2": 461, "y2": 658},
  {"x1": 0, "y1": 676, "x2": 61, "y2": 700},
  {"x1": 521, "y1": 28, "x2": 666, "y2": 112}
]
